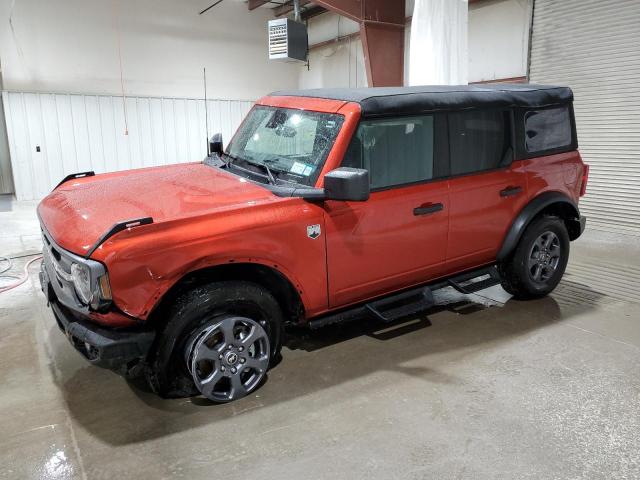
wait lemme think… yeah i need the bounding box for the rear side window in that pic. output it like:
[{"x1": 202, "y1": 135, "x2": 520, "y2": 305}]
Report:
[
  {"x1": 524, "y1": 107, "x2": 572, "y2": 153},
  {"x1": 448, "y1": 110, "x2": 511, "y2": 176},
  {"x1": 342, "y1": 115, "x2": 436, "y2": 189}
]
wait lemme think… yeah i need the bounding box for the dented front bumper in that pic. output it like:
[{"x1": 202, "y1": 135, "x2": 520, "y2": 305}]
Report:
[{"x1": 40, "y1": 265, "x2": 155, "y2": 374}]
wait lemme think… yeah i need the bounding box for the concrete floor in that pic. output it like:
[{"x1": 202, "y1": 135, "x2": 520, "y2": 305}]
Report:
[{"x1": 1, "y1": 194, "x2": 640, "y2": 479}]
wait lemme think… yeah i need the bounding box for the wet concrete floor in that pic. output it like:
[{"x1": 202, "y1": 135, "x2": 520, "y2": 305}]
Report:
[{"x1": 1, "y1": 196, "x2": 639, "y2": 479}]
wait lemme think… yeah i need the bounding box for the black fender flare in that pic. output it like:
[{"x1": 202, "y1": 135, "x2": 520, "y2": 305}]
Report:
[{"x1": 497, "y1": 191, "x2": 581, "y2": 262}]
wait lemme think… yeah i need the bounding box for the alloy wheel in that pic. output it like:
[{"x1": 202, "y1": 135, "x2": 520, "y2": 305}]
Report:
[
  {"x1": 185, "y1": 316, "x2": 270, "y2": 402},
  {"x1": 528, "y1": 230, "x2": 561, "y2": 284}
]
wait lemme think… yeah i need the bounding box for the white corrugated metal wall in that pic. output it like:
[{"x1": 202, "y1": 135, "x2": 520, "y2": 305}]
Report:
[
  {"x1": 1, "y1": 91, "x2": 253, "y2": 200},
  {"x1": 529, "y1": 0, "x2": 640, "y2": 233}
]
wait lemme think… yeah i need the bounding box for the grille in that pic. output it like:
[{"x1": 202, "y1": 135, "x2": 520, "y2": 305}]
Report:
[{"x1": 42, "y1": 230, "x2": 73, "y2": 282}]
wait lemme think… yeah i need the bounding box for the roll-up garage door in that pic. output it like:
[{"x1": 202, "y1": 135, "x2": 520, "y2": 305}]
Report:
[{"x1": 529, "y1": 0, "x2": 640, "y2": 233}]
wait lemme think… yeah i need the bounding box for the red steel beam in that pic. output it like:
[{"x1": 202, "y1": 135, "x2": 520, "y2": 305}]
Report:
[
  {"x1": 248, "y1": 0, "x2": 271, "y2": 10},
  {"x1": 470, "y1": 76, "x2": 527, "y2": 84},
  {"x1": 314, "y1": 0, "x2": 405, "y2": 87},
  {"x1": 273, "y1": 0, "x2": 312, "y2": 17},
  {"x1": 313, "y1": 0, "x2": 362, "y2": 22},
  {"x1": 361, "y1": 0, "x2": 405, "y2": 24},
  {"x1": 300, "y1": 6, "x2": 329, "y2": 20},
  {"x1": 361, "y1": 22, "x2": 404, "y2": 87}
]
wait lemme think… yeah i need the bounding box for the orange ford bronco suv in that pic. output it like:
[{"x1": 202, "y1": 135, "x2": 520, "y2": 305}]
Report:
[{"x1": 39, "y1": 85, "x2": 588, "y2": 402}]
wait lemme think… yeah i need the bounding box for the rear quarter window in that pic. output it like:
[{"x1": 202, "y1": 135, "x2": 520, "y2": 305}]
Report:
[
  {"x1": 448, "y1": 110, "x2": 512, "y2": 176},
  {"x1": 524, "y1": 107, "x2": 572, "y2": 153}
]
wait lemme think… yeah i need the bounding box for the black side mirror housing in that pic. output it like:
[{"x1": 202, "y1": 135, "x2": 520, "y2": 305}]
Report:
[
  {"x1": 209, "y1": 133, "x2": 223, "y2": 156},
  {"x1": 324, "y1": 167, "x2": 370, "y2": 201}
]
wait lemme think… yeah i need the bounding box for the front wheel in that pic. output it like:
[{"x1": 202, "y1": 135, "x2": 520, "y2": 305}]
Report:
[
  {"x1": 146, "y1": 281, "x2": 283, "y2": 402},
  {"x1": 498, "y1": 215, "x2": 570, "y2": 300},
  {"x1": 185, "y1": 315, "x2": 271, "y2": 403}
]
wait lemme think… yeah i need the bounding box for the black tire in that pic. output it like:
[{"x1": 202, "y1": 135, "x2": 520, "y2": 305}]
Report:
[
  {"x1": 498, "y1": 215, "x2": 570, "y2": 300},
  {"x1": 146, "y1": 281, "x2": 283, "y2": 398}
]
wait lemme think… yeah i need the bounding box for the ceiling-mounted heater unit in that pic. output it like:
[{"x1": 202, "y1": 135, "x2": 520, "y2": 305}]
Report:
[{"x1": 268, "y1": 18, "x2": 308, "y2": 62}]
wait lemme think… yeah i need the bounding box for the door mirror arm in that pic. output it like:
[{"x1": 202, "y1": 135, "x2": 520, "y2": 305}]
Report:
[
  {"x1": 291, "y1": 168, "x2": 369, "y2": 202},
  {"x1": 293, "y1": 167, "x2": 370, "y2": 202},
  {"x1": 293, "y1": 188, "x2": 326, "y2": 201}
]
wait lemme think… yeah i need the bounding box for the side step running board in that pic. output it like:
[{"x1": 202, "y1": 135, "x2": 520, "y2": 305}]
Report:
[
  {"x1": 309, "y1": 265, "x2": 502, "y2": 330},
  {"x1": 308, "y1": 285, "x2": 435, "y2": 330},
  {"x1": 447, "y1": 266, "x2": 501, "y2": 295},
  {"x1": 365, "y1": 287, "x2": 434, "y2": 324}
]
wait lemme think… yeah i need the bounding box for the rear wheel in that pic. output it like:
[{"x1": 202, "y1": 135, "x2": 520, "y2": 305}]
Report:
[
  {"x1": 498, "y1": 215, "x2": 570, "y2": 299},
  {"x1": 146, "y1": 281, "x2": 283, "y2": 402}
]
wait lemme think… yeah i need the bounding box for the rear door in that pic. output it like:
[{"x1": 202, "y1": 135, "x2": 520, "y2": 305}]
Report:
[
  {"x1": 324, "y1": 114, "x2": 450, "y2": 308},
  {"x1": 446, "y1": 109, "x2": 530, "y2": 272}
]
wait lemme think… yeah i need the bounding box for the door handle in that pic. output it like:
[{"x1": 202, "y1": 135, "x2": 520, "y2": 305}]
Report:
[
  {"x1": 413, "y1": 203, "x2": 444, "y2": 216},
  {"x1": 500, "y1": 186, "x2": 523, "y2": 197}
]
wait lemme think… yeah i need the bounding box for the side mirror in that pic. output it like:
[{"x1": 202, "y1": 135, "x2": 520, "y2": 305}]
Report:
[
  {"x1": 209, "y1": 133, "x2": 223, "y2": 156},
  {"x1": 324, "y1": 167, "x2": 370, "y2": 201}
]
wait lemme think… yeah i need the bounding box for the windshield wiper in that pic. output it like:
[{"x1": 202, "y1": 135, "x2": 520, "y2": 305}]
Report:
[
  {"x1": 224, "y1": 154, "x2": 291, "y2": 186},
  {"x1": 226, "y1": 159, "x2": 277, "y2": 185},
  {"x1": 238, "y1": 155, "x2": 280, "y2": 185},
  {"x1": 221, "y1": 152, "x2": 236, "y2": 167},
  {"x1": 253, "y1": 161, "x2": 277, "y2": 185}
]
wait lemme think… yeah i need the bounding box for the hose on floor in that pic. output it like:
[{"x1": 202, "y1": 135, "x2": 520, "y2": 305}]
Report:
[
  {"x1": 0, "y1": 256, "x2": 11, "y2": 275},
  {"x1": 0, "y1": 254, "x2": 43, "y2": 294}
]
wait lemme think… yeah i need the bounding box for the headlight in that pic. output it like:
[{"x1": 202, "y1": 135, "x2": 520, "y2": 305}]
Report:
[{"x1": 71, "y1": 263, "x2": 92, "y2": 304}]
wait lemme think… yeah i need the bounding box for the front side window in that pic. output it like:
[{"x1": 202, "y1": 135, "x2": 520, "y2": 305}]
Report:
[
  {"x1": 342, "y1": 115, "x2": 435, "y2": 189},
  {"x1": 226, "y1": 106, "x2": 344, "y2": 186},
  {"x1": 449, "y1": 110, "x2": 511, "y2": 176},
  {"x1": 524, "y1": 107, "x2": 572, "y2": 153}
]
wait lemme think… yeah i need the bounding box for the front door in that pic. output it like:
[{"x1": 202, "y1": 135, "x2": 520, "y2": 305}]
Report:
[{"x1": 324, "y1": 114, "x2": 450, "y2": 308}]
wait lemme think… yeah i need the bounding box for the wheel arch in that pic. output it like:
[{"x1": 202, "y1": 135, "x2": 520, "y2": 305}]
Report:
[
  {"x1": 146, "y1": 262, "x2": 305, "y2": 327},
  {"x1": 497, "y1": 191, "x2": 582, "y2": 262}
]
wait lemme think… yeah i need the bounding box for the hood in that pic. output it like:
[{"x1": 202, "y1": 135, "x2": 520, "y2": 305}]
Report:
[{"x1": 38, "y1": 163, "x2": 278, "y2": 256}]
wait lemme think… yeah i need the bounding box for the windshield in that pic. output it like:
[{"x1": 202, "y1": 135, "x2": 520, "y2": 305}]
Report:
[{"x1": 225, "y1": 106, "x2": 344, "y2": 186}]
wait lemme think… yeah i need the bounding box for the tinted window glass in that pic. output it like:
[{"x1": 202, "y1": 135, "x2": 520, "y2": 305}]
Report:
[
  {"x1": 449, "y1": 110, "x2": 511, "y2": 176},
  {"x1": 342, "y1": 115, "x2": 434, "y2": 189},
  {"x1": 524, "y1": 107, "x2": 572, "y2": 153}
]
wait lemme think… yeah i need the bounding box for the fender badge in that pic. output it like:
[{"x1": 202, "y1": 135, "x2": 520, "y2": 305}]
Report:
[{"x1": 307, "y1": 224, "x2": 321, "y2": 240}]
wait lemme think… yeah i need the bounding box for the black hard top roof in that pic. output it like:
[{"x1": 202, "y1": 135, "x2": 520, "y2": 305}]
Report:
[{"x1": 270, "y1": 84, "x2": 573, "y2": 118}]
